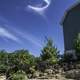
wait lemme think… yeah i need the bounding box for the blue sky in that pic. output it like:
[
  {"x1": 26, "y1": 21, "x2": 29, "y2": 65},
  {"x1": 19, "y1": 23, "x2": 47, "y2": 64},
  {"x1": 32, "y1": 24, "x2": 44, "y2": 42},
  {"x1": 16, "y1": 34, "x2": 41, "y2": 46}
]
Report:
[{"x1": 0, "y1": 0, "x2": 77, "y2": 56}]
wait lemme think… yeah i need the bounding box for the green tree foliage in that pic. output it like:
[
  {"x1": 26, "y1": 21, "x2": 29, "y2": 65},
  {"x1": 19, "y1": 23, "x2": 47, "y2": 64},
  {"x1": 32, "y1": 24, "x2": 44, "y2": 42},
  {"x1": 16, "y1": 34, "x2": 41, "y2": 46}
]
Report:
[
  {"x1": 11, "y1": 70, "x2": 28, "y2": 80},
  {"x1": 73, "y1": 33, "x2": 80, "y2": 60},
  {"x1": 40, "y1": 38, "x2": 59, "y2": 64},
  {"x1": 61, "y1": 52, "x2": 75, "y2": 63},
  {"x1": 0, "y1": 50, "x2": 8, "y2": 73},
  {"x1": 0, "y1": 38, "x2": 60, "y2": 78},
  {"x1": 74, "y1": 33, "x2": 80, "y2": 53},
  {"x1": 0, "y1": 49, "x2": 36, "y2": 75},
  {"x1": 12, "y1": 50, "x2": 35, "y2": 66},
  {"x1": 35, "y1": 57, "x2": 41, "y2": 64}
]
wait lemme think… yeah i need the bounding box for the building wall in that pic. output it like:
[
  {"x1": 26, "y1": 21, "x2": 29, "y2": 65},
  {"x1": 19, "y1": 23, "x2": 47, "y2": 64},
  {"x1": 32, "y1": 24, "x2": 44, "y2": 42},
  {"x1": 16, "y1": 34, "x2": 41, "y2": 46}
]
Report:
[{"x1": 63, "y1": 6, "x2": 80, "y2": 51}]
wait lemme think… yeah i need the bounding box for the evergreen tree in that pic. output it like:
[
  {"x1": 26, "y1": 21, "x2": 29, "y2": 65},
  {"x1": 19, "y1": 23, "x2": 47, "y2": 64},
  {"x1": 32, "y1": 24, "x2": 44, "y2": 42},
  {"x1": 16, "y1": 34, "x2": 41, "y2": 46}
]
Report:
[{"x1": 40, "y1": 38, "x2": 59, "y2": 64}]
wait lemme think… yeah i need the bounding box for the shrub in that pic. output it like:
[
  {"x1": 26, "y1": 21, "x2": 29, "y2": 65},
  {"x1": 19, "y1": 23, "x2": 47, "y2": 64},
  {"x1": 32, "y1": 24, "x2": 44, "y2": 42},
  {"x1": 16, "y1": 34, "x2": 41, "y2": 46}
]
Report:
[{"x1": 11, "y1": 70, "x2": 28, "y2": 80}]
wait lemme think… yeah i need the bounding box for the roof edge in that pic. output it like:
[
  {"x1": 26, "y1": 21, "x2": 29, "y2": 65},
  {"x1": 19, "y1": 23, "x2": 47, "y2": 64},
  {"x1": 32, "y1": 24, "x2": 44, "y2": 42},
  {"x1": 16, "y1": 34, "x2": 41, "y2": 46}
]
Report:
[{"x1": 60, "y1": 2, "x2": 80, "y2": 26}]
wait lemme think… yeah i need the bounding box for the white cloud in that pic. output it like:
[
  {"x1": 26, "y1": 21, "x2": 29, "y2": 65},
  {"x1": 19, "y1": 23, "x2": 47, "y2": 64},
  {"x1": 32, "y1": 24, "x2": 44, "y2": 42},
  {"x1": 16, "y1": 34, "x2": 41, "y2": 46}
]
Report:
[
  {"x1": 27, "y1": 0, "x2": 51, "y2": 15},
  {"x1": 0, "y1": 27, "x2": 20, "y2": 43},
  {"x1": 16, "y1": 31, "x2": 42, "y2": 48},
  {"x1": 0, "y1": 25, "x2": 42, "y2": 47}
]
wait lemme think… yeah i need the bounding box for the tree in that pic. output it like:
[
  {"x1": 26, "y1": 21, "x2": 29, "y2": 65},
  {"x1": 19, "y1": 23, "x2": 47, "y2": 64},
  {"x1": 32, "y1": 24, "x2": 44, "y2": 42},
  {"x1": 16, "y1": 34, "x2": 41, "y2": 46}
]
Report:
[
  {"x1": 35, "y1": 57, "x2": 41, "y2": 64},
  {"x1": 61, "y1": 52, "x2": 76, "y2": 63},
  {"x1": 5, "y1": 49, "x2": 36, "y2": 77},
  {"x1": 73, "y1": 33, "x2": 80, "y2": 60},
  {"x1": 12, "y1": 49, "x2": 35, "y2": 66},
  {"x1": 0, "y1": 50, "x2": 8, "y2": 73},
  {"x1": 40, "y1": 38, "x2": 59, "y2": 64},
  {"x1": 74, "y1": 33, "x2": 80, "y2": 52}
]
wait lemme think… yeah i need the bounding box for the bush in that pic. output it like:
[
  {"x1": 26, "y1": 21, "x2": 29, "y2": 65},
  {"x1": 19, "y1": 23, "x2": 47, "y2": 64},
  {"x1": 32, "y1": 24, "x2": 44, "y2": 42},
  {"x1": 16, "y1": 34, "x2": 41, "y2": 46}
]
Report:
[
  {"x1": 62, "y1": 52, "x2": 75, "y2": 63},
  {"x1": 36, "y1": 61, "x2": 50, "y2": 72},
  {"x1": 73, "y1": 33, "x2": 80, "y2": 60},
  {"x1": 0, "y1": 64, "x2": 8, "y2": 74},
  {"x1": 11, "y1": 70, "x2": 28, "y2": 80}
]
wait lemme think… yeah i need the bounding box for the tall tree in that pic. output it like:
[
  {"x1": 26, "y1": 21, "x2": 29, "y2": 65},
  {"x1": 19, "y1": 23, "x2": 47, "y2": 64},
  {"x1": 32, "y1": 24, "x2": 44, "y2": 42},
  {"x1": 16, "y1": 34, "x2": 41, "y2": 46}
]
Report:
[{"x1": 40, "y1": 38, "x2": 59, "y2": 64}]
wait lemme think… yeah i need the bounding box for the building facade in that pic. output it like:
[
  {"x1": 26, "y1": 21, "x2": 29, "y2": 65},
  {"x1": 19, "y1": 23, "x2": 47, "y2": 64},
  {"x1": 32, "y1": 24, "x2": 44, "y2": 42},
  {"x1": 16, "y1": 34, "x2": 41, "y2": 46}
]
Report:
[{"x1": 62, "y1": 3, "x2": 80, "y2": 52}]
